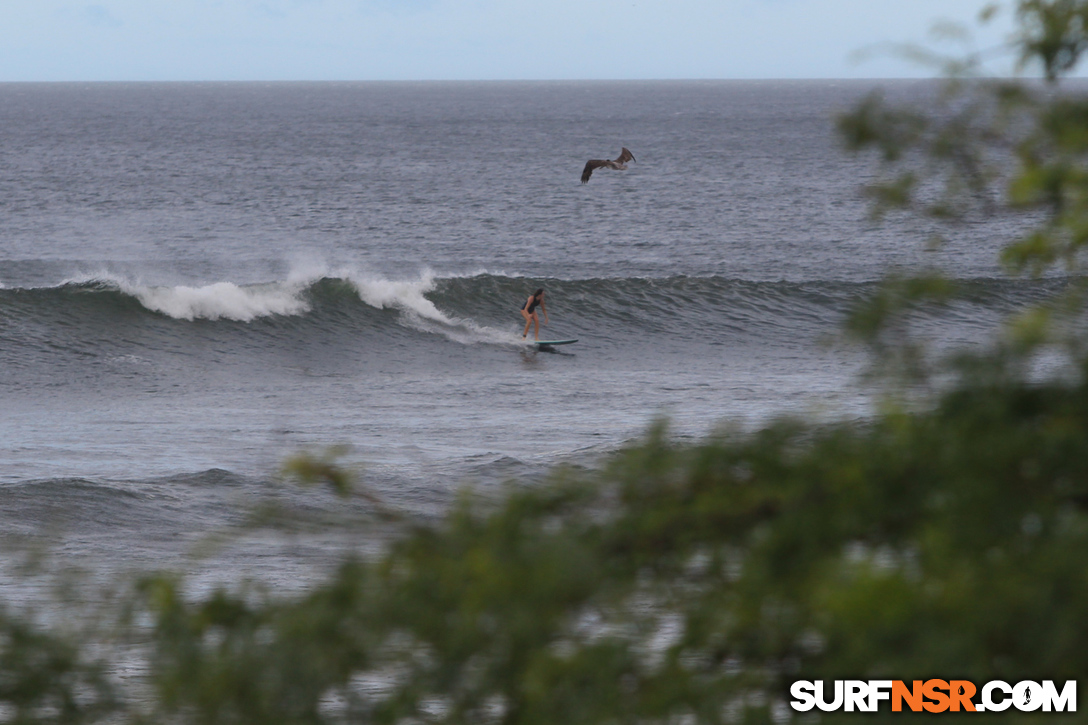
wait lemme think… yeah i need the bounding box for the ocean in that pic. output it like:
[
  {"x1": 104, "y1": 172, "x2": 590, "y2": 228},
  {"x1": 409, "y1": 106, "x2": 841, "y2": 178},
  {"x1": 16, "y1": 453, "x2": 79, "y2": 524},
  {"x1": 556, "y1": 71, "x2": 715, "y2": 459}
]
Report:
[{"x1": 0, "y1": 80, "x2": 1036, "y2": 593}]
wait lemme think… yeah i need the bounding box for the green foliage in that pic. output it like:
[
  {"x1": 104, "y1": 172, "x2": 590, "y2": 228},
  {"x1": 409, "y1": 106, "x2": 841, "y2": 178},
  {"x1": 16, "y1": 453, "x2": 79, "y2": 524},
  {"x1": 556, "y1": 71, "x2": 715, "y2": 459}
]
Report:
[
  {"x1": 282, "y1": 446, "x2": 358, "y2": 499},
  {"x1": 8, "y1": 375, "x2": 1086, "y2": 723},
  {"x1": 0, "y1": 606, "x2": 117, "y2": 724},
  {"x1": 837, "y1": 0, "x2": 1088, "y2": 371},
  {"x1": 122, "y1": 366, "x2": 1088, "y2": 724},
  {"x1": 133, "y1": 571, "x2": 379, "y2": 724},
  {"x1": 1017, "y1": 0, "x2": 1088, "y2": 79}
]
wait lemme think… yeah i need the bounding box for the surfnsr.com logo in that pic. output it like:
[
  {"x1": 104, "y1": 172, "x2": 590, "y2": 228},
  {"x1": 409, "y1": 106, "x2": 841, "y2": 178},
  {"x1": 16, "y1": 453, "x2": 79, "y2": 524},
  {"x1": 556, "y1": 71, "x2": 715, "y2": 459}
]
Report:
[{"x1": 789, "y1": 680, "x2": 1076, "y2": 713}]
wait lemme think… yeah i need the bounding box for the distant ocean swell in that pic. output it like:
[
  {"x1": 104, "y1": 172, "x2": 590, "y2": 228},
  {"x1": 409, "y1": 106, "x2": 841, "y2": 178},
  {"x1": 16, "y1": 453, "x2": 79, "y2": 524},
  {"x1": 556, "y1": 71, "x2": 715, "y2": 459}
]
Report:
[{"x1": 0, "y1": 272, "x2": 1068, "y2": 350}]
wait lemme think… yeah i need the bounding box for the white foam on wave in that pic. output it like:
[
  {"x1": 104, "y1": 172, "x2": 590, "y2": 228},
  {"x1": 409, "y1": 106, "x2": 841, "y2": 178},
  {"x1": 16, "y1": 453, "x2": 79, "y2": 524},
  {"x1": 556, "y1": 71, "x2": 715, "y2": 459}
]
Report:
[
  {"x1": 131, "y1": 281, "x2": 310, "y2": 321},
  {"x1": 59, "y1": 264, "x2": 526, "y2": 343},
  {"x1": 348, "y1": 269, "x2": 446, "y2": 321},
  {"x1": 64, "y1": 271, "x2": 311, "y2": 322},
  {"x1": 340, "y1": 267, "x2": 522, "y2": 346}
]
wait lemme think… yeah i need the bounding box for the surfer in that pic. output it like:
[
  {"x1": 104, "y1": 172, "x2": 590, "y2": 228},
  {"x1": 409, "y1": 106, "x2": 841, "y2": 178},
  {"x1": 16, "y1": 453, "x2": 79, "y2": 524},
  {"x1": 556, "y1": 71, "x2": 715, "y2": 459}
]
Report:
[{"x1": 520, "y1": 288, "x2": 548, "y2": 340}]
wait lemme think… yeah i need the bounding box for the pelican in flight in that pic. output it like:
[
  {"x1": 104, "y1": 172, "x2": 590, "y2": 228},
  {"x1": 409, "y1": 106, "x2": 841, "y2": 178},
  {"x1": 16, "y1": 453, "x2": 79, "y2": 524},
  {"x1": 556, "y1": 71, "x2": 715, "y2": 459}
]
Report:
[{"x1": 581, "y1": 147, "x2": 635, "y2": 184}]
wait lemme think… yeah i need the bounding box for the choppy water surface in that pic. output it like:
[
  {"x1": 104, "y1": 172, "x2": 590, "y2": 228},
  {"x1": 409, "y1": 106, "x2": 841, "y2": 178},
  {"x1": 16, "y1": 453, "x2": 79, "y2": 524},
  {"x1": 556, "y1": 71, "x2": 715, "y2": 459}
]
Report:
[{"x1": 0, "y1": 80, "x2": 1033, "y2": 590}]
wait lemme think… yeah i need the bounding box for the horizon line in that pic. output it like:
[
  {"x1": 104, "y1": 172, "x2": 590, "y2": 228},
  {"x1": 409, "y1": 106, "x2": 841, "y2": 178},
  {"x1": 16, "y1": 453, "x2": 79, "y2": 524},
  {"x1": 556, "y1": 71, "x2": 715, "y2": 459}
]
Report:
[{"x1": 0, "y1": 76, "x2": 1032, "y2": 85}]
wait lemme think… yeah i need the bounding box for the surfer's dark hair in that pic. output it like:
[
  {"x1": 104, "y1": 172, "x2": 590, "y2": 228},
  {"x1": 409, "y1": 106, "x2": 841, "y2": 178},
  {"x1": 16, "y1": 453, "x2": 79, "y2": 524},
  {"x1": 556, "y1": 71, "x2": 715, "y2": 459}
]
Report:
[{"x1": 534, "y1": 288, "x2": 544, "y2": 297}]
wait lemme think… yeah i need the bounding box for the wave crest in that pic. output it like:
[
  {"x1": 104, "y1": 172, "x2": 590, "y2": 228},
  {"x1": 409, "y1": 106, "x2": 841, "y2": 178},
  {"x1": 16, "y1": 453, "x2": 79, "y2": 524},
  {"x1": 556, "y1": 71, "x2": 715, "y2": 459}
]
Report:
[{"x1": 3, "y1": 270, "x2": 1064, "y2": 349}]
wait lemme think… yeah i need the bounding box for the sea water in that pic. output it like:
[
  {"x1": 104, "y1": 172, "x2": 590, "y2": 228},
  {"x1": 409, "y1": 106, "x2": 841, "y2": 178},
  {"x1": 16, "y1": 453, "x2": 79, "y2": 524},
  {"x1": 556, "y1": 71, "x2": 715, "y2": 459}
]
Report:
[{"x1": 0, "y1": 80, "x2": 1034, "y2": 593}]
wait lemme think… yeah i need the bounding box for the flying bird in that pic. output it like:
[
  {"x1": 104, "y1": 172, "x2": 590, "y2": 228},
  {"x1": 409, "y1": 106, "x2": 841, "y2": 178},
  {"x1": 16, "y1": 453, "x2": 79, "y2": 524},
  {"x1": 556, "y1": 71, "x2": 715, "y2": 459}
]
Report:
[{"x1": 581, "y1": 147, "x2": 635, "y2": 184}]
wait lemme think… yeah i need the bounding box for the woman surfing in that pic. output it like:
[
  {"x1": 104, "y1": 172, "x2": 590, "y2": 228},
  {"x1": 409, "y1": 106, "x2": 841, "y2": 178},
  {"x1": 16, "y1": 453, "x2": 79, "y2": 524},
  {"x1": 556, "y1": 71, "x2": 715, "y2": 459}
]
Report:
[{"x1": 520, "y1": 288, "x2": 548, "y2": 340}]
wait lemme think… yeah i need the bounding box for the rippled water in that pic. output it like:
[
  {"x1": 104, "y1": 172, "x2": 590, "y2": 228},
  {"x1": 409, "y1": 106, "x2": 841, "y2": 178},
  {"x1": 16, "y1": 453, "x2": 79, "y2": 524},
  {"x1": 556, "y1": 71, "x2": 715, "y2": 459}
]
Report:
[{"x1": 0, "y1": 80, "x2": 1032, "y2": 590}]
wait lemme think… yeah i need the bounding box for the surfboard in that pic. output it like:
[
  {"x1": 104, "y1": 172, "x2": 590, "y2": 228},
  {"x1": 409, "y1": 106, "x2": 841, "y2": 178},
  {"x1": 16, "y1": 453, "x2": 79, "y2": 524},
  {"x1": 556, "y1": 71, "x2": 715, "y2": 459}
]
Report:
[{"x1": 533, "y1": 339, "x2": 578, "y2": 347}]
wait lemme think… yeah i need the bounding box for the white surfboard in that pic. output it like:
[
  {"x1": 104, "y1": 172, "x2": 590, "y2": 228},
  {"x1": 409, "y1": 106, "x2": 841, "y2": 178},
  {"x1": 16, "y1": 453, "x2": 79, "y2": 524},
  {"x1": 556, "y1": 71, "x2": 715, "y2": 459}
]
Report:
[{"x1": 533, "y1": 339, "x2": 578, "y2": 347}]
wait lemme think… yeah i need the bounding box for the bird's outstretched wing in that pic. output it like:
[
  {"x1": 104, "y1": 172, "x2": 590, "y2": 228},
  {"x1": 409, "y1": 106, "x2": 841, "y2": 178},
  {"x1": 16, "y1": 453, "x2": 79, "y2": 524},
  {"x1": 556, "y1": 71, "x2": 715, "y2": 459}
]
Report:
[
  {"x1": 581, "y1": 159, "x2": 606, "y2": 184},
  {"x1": 581, "y1": 148, "x2": 635, "y2": 183}
]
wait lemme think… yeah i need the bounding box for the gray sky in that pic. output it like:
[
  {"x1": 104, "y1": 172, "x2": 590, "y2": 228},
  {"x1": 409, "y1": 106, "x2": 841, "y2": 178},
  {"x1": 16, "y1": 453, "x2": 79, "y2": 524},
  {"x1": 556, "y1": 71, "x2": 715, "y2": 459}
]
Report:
[{"x1": 3, "y1": 0, "x2": 1015, "y2": 81}]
